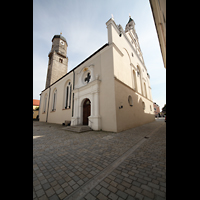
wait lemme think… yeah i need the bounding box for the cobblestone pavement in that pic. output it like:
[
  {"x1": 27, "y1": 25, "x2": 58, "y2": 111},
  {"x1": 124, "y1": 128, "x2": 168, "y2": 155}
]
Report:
[{"x1": 33, "y1": 120, "x2": 166, "y2": 200}]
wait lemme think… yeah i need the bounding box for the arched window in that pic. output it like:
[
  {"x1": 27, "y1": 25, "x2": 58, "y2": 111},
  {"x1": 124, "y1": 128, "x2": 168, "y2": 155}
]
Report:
[
  {"x1": 43, "y1": 94, "x2": 47, "y2": 113},
  {"x1": 137, "y1": 65, "x2": 143, "y2": 95},
  {"x1": 52, "y1": 89, "x2": 57, "y2": 111},
  {"x1": 144, "y1": 82, "x2": 147, "y2": 97},
  {"x1": 64, "y1": 82, "x2": 72, "y2": 109},
  {"x1": 142, "y1": 101, "x2": 145, "y2": 110},
  {"x1": 128, "y1": 95, "x2": 133, "y2": 106},
  {"x1": 132, "y1": 70, "x2": 137, "y2": 91}
]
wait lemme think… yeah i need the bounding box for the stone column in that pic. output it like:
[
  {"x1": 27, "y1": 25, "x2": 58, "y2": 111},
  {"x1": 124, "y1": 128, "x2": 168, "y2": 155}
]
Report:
[
  {"x1": 91, "y1": 92, "x2": 94, "y2": 117},
  {"x1": 94, "y1": 91, "x2": 99, "y2": 117}
]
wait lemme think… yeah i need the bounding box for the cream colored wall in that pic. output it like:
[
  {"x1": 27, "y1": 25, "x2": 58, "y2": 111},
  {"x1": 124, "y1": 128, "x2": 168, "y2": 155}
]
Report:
[
  {"x1": 106, "y1": 18, "x2": 153, "y2": 102},
  {"x1": 40, "y1": 72, "x2": 73, "y2": 124},
  {"x1": 115, "y1": 79, "x2": 155, "y2": 132},
  {"x1": 106, "y1": 18, "x2": 155, "y2": 132},
  {"x1": 73, "y1": 45, "x2": 117, "y2": 132},
  {"x1": 39, "y1": 88, "x2": 49, "y2": 122},
  {"x1": 99, "y1": 46, "x2": 117, "y2": 132}
]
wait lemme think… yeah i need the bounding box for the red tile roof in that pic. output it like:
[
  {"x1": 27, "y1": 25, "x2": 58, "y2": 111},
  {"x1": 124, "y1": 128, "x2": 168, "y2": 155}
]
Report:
[{"x1": 33, "y1": 99, "x2": 40, "y2": 106}]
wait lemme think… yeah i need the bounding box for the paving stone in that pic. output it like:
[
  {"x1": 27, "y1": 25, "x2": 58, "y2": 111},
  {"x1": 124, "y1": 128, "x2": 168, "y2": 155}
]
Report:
[
  {"x1": 131, "y1": 185, "x2": 142, "y2": 193},
  {"x1": 152, "y1": 188, "x2": 165, "y2": 197},
  {"x1": 148, "y1": 182, "x2": 160, "y2": 189},
  {"x1": 68, "y1": 179, "x2": 76, "y2": 186},
  {"x1": 108, "y1": 185, "x2": 117, "y2": 193},
  {"x1": 36, "y1": 189, "x2": 45, "y2": 198},
  {"x1": 64, "y1": 186, "x2": 73, "y2": 195},
  {"x1": 141, "y1": 184, "x2": 152, "y2": 192},
  {"x1": 77, "y1": 179, "x2": 84, "y2": 186},
  {"x1": 124, "y1": 188, "x2": 136, "y2": 197},
  {"x1": 100, "y1": 187, "x2": 110, "y2": 196},
  {"x1": 100, "y1": 181, "x2": 109, "y2": 188},
  {"x1": 72, "y1": 183, "x2": 79, "y2": 190},
  {"x1": 84, "y1": 193, "x2": 96, "y2": 200},
  {"x1": 97, "y1": 193, "x2": 107, "y2": 200},
  {"x1": 49, "y1": 194, "x2": 59, "y2": 200},
  {"x1": 142, "y1": 189, "x2": 155, "y2": 199},
  {"x1": 58, "y1": 191, "x2": 67, "y2": 199},
  {"x1": 90, "y1": 188, "x2": 99, "y2": 197},
  {"x1": 108, "y1": 192, "x2": 118, "y2": 200},
  {"x1": 45, "y1": 188, "x2": 55, "y2": 197},
  {"x1": 35, "y1": 184, "x2": 42, "y2": 191},
  {"x1": 127, "y1": 196, "x2": 137, "y2": 200},
  {"x1": 116, "y1": 190, "x2": 128, "y2": 199}
]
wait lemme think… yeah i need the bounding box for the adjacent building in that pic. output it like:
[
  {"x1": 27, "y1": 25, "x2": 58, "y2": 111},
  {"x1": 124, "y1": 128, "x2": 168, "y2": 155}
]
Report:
[
  {"x1": 149, "y1": 0, "x2": 166, "y2": 68},
  {"x1": 33, "y1": 99, "x2": 40, "y2": 119},
  {"x1": 153, "y1": 102, "x2": 160, "y2": 117}
]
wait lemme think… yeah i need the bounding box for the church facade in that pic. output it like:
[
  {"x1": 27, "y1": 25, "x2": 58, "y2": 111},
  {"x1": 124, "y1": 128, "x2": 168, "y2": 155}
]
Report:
[{"x1": 39, "y1": 17, "x2": 155, "y2": 132}]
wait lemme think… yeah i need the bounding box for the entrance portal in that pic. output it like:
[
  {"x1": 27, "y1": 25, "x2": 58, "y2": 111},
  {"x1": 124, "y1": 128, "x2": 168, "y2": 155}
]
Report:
[{"x1": 83, "y1": 98, "x2": 91, "y2": 125}]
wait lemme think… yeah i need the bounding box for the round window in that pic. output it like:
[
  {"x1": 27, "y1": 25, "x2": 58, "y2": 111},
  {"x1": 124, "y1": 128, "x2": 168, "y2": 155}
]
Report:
[{"x1": 82, "y1": 71, "x2": 91, "y2": 84}]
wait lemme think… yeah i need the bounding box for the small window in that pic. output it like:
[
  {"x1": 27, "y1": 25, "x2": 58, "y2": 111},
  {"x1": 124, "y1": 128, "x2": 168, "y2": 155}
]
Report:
[
  {"x1": 128, "y1": 95, "x2": 133, "y2": 106},
  {"x1": 142, "y1": 101, "x2": 145, "y2": 110},
  {"x1": 59, "y1": 58, "x2": 63, "y2": 63},
  {"x1": 132, "y1": 53, "x2": 134, "y2": 57},
  {"x1": 52, "y1": 90, "x2": 57, "y2": 111}
]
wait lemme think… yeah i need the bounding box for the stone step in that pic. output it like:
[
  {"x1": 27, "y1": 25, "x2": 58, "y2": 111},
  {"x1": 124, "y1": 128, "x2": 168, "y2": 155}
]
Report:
[{"x1": 62, "y1": 125, "x2": 92, "y2": 133}]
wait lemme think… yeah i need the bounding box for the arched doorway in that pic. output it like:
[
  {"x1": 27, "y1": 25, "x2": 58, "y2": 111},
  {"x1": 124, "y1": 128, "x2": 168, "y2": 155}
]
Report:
[{"x1": 83, "y1": 98, "x2": 91, "y2": 125}]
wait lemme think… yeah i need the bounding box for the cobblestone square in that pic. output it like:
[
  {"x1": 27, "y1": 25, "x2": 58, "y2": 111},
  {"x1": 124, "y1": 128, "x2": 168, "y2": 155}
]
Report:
[{"x1": 33, "y1": 119, "x2": 166, "y2": 200}]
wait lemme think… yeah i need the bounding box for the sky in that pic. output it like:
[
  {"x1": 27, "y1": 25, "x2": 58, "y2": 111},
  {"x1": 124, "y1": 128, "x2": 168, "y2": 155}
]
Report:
[{"x1": 33, "y1": 0, "x2": 166, "y2": 110}]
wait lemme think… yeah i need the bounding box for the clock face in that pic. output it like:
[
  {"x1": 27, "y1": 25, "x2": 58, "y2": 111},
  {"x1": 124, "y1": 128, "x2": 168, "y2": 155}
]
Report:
[{"x1": 60, "y1": 40, "x2": 64, "y2": 45}]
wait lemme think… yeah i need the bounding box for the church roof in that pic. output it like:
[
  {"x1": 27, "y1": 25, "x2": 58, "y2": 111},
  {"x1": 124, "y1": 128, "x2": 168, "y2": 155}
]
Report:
[{"x1": 52, "y1": 34, "x2": 67, "y2": 43}]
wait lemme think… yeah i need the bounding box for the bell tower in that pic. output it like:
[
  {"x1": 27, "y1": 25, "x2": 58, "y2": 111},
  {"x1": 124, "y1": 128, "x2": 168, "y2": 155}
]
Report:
[{"x1": 45, "y1": 33, "x2": 68, "y2": 88}]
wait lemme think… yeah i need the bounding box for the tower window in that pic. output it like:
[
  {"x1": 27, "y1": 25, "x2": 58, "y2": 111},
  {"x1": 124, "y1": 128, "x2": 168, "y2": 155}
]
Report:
[{"x1": 59, "y1": 58, "x2": 63, "y2": 63}]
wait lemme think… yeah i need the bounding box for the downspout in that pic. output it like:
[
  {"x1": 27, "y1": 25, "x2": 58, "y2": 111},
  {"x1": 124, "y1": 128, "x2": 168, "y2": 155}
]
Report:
[
  {"x1": 72, "y1": 70, "x2": 75, "y2": 117},
  {"x1": 46, "y1": 87, "x2": 51, "y2": 122},
  {"x1": 39, "y1": 93, "x2": 42, "y2": 120}
]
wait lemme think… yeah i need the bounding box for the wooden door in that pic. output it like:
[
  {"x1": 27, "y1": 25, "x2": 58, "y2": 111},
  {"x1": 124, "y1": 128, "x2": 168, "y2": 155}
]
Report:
[{"x1": 83, "y1": 99, "x2": 91, "y2": 125}]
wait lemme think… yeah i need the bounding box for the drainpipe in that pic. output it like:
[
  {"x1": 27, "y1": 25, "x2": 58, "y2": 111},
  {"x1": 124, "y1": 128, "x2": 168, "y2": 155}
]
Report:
[
  {"x1": 39, "y1": 93, "x2": 42, "y2": 120},
  {"x1": 72, "y1": 70, "x2": 75, "y2": 117},
  {"x1": 46, "y1": 87, "x2": 51, "y2": 122}
]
